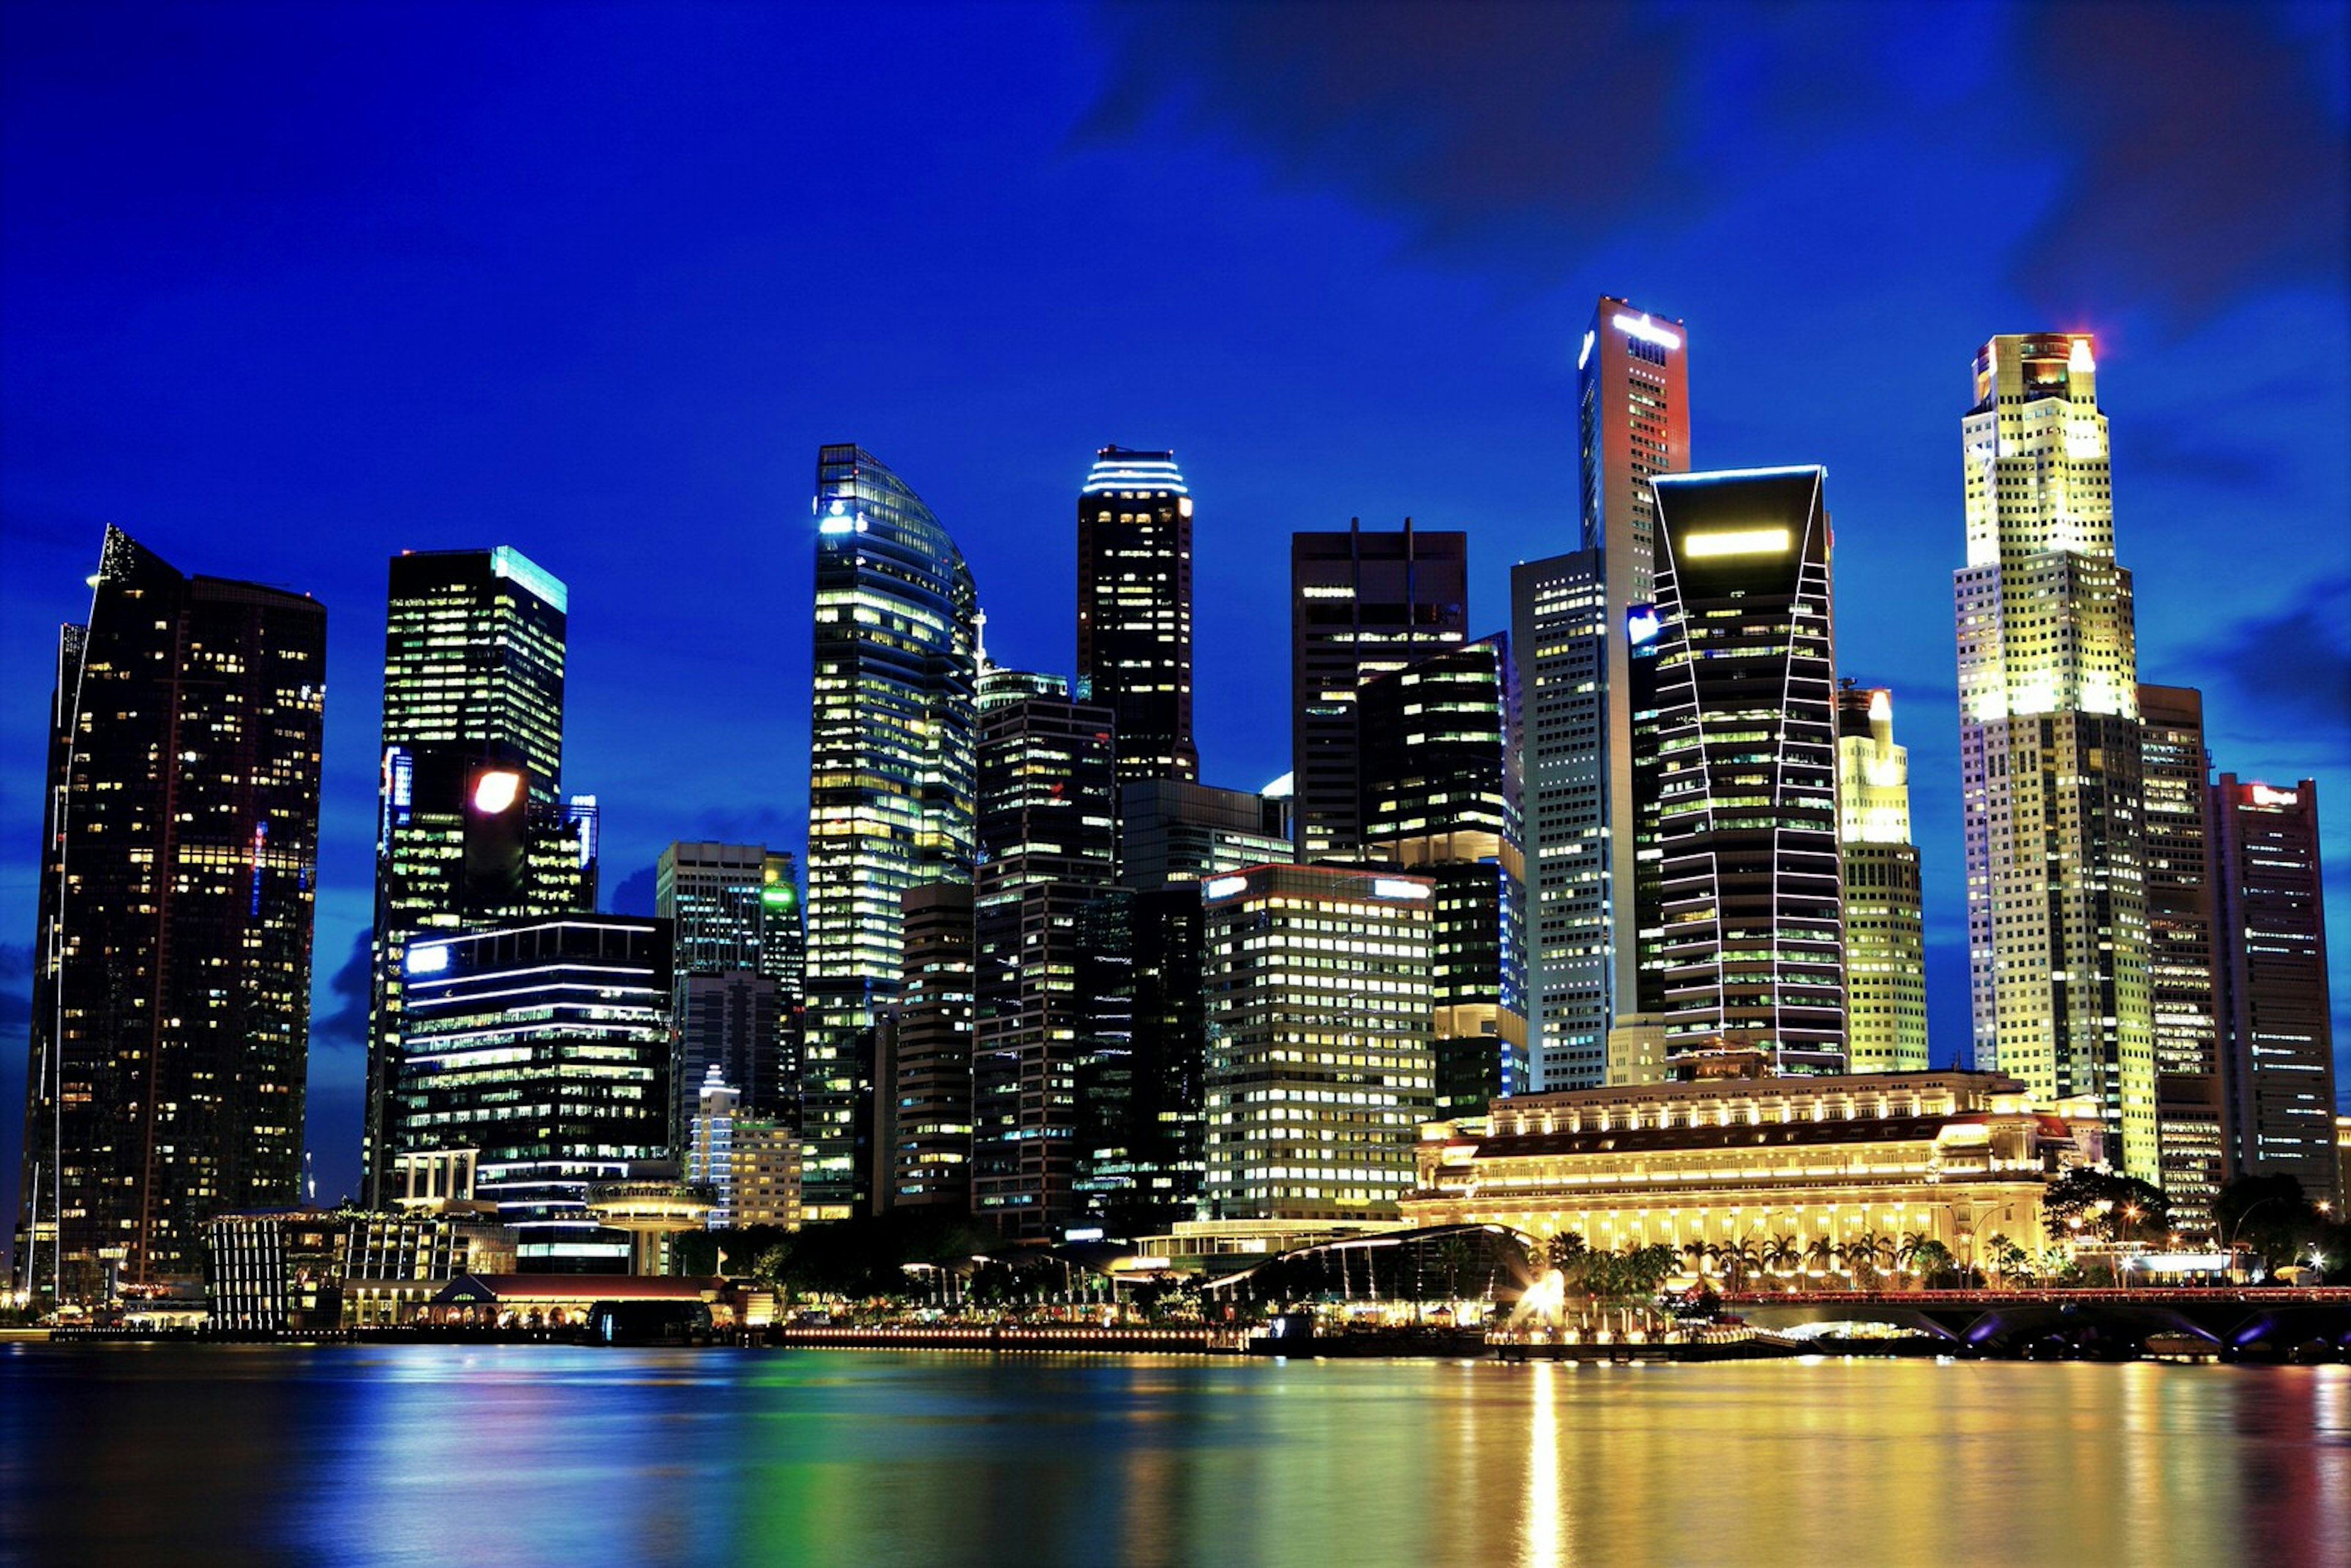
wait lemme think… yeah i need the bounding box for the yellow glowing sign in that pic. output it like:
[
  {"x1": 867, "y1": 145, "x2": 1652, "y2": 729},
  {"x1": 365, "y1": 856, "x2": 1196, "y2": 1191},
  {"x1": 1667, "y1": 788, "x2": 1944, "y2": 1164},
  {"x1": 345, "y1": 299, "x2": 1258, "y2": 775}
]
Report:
[{"x1": 1682, "y1": 527, "x2": 1791, "y2": 560}]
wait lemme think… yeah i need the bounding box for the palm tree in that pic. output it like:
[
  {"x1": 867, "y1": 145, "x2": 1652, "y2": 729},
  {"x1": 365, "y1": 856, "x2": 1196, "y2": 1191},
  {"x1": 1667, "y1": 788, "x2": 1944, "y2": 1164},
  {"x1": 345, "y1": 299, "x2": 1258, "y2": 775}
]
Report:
[
  {"x1": 1762, "y1": 1234, "x2": 1801, "y2": 1280},
  {"x1": 1895, "y1": 1231, "x2": 1931, "y2": 1282},
  {"x1": 1803, "y1": 1234, "x2": 1839, "y2": 1282},
  {"x1": 1717, "y1": 1238, "x2": 1763, "y2": 1293},
  {"x1": 1545, "y1": 1231, "x2": 1588, "y2": 1276}
]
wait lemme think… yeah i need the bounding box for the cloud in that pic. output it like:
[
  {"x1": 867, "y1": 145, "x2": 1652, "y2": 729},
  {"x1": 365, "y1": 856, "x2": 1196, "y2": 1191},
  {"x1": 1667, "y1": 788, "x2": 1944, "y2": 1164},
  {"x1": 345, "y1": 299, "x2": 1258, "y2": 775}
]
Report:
[
  {"x1": 609, "y1": 864, "x2": 657, "y2": 918},
  {"x1": 2193, "y1": 572, "x2": 2351, "y2": 737},
  {"x1": 309, "y1": 926, "x2": 372, "y2": 1051}
]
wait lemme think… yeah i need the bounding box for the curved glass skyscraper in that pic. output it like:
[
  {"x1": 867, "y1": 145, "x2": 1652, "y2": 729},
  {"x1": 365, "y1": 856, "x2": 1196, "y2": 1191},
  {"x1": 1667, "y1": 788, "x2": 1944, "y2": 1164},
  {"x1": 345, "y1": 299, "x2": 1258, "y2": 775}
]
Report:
[{"x1": 804, "y1": 444, "x2": 978, "y2": 1218}]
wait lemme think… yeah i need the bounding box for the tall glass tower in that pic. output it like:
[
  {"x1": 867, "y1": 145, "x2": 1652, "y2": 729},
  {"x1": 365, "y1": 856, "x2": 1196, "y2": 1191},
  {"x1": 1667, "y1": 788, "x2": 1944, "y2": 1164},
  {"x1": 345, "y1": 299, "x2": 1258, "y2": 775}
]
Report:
[
  {"x1": 364, "y1": 547, "x2": 589, "y2": 1207},
  {"x1": 803, "y1": 444, "x2": 978, "y2": 1220},
  {"x1": 1954, "y1": 333, "x2": 2154, "y2": 1178},
  {"x1": 1836, "y1": 684, "x2": 1927, "y2": 1074},
  {"x1": 16, "y1": 527, "x2": 325, "y2": 1304},
  {"x1": 1077, "y1": 446, "x2": 1195, "y2": 783},
  {"x1": 1646, "y1": 467, "x2": 1845, "y2": 1075}
]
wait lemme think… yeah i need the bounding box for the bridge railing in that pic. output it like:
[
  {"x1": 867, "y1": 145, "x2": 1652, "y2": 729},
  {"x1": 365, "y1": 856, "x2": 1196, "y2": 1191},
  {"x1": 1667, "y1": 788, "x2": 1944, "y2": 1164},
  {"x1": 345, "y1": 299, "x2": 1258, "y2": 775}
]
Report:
[{"x1": 1723, "y1": 1287, "x2": 2351, "y2": 1306}]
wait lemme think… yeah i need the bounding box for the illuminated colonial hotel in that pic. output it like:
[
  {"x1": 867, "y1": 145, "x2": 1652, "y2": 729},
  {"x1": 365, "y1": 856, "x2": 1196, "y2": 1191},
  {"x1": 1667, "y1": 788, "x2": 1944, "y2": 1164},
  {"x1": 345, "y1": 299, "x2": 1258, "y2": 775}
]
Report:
[
  {"x1": 1954, "y1": 333, "x2": 2155, "y2": 1179},
  {"x1": 1202, "y1": 865, "x2": 1438, "y2": 1218},
  {"x1": 1401, "y1": 1073, "x2": 2100, "y2": 1266}
]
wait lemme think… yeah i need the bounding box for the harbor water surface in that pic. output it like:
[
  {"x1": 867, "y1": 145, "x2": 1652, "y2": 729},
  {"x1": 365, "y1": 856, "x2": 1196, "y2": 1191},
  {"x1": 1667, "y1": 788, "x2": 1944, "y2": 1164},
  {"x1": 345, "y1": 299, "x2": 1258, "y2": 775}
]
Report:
[{"x1": 3, "y1": 1345, "x2": 2345, "y2": 1567}]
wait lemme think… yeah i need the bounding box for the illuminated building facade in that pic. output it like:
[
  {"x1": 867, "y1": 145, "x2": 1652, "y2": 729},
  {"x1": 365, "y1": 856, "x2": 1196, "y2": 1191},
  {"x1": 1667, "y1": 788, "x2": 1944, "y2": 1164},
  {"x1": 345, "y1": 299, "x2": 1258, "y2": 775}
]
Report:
[
  {"x1": 203, "y1": 1211, "x2": 347, "y2": 1333},
  {"x1": 1837, "y1": 683, "x2": 1927, "y2": 1074},
  {"x1": 1646, "y1": 467, "x2": 1845, "y2": 1075},
  {"x1": 885, "y1": 881, "x2": 975, "y2": 1210},
  {"x1": 1359, "y1": 636, "x2": 1527, "y2": 1112},
  {"x1": 686, "y1": 1071, "x2": 804, "y2": 1232},
  {"x1": 1580, "y1": 298, "x2": 1692, "y2": 1071},
  {"x1": 1290, "y1": 522, "x2": 1467, "y2": 861},
  {"x1": 2211, "y1": 777, "x2": 2338, "y2": 1205},
  {"x1": 15, "y1": 528, "x2": 324, "y2": 1304},
  {"x1": 1954, "y1": 333, "x2": 2154, "y2": 1178},
  {"x1": 366, "y1": 546, "x2": 590, "y2": 1207},
  {"x1": 1512, "y1": 549, "x2": 1611, "y2": 1092},
  {"x1": 1403, "y1": 1073, "x2": 2100, "y2": 1269},
  {"x1": 659, "y1": 842, "x2": 801, "y2": 1144},
  {"x1": 803, "y1": 444, "x2": 978, "y2": 1219},
  {"x1": 1202, "y1": 865, "x2": 1436, "y2": 1219},
  {"x1": 972, "y1": 675, "x2": 1118, "y2": 1236},
  {"x1": 1077, "y1": 446, "x2": 1196, "y2": 783},
  {"x1": 2137, "y1": 686, "x2": 2227, "y2": 1229},
  {"x1": 396, "y1": 918, "x2": 672, "y2": 1272}
]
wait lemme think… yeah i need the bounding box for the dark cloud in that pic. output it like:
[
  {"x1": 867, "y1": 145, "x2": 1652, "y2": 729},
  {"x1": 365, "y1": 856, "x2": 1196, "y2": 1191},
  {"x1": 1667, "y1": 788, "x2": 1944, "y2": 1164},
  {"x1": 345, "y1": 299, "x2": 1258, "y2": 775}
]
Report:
[
  {"x1": 309, "y1": 926, "x2": 372, "y2": 1051},
  {"x1": 609, "y1": 864, "x2": 658, "y2": 918},
  {"x1": 2193, "y1": 572, "x2": 2351, "y2": 736},
  {"x1": 2016, "y1": 4, "x2": 2350, "y2": 324}
]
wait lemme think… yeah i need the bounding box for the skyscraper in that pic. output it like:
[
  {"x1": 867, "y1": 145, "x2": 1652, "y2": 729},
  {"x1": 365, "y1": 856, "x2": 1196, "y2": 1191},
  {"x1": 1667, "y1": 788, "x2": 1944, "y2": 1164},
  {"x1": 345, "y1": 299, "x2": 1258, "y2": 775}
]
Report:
[
  {"x1": 1954, "y1": 333, "x2": 2154, "y2": 1178},
  {"x1": 803, "y1": 445, "x2": 979, "y2": 1219},
  {"x1": 2139, "y1": 685, "x2": 2227, "y2": 1229},
  {"x1": 1114, "y1": 778, "x2": 1294, "y2": 891},
  {"x1": 971, "y1": 672, "x2": 1117, "y2": 1237},
  {"x1": 1646, "y1": 467, "x2": 1844, "y2": 1075},
  {"x1": 883, "y1": 881, "x2": 975, "y2": 1210},
  {"x1": 365, "y1": 546, "x2": 588, "y2": 1207},
  {"x1": 17, "y1": 527, "x2": 326, "y2": 1304},
  {"x1": 658, "y1": 842, "x2": 801, "y2": 1141},
  {"x1": 1077, "y1": 446, "x2": 1195, "y2": 783},
  {"x1": 1580, "y1": 299, "x2": 1692, "y2": 1045},
  {"x1": 2211, "y1": 777, "x2": 2337, "y2": 1206},
  {"x1": 1202, "y1": 865, "x2": 1435, "y2": 1218},
  {"x1": 1836, "y1": 684, "x2": 1927, "y2": 1075},
  {"x1": 397, "y1": 918, "x2": 672, "y2": 1271},
  {"x1": 1359, "y1": 636, "x2": 1527, "y2": 1111},
  {"x1": 1073, "y1": 885, "x2": 1208, "y2": 1233},
  {"x1": 1511, "y1": 549, "x2": 1611, "y2": 1092},
  {"x1": 1291, "y1": 522, "x2": 1468, "y2": 861}
]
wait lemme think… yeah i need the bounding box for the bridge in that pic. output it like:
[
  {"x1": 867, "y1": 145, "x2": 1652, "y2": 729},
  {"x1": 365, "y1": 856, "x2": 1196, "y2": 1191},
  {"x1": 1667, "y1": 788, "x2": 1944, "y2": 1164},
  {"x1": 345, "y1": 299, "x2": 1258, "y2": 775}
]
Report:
[{"x1": 1725, "y1": 1287, "x2": 2351, "y2": 1359}]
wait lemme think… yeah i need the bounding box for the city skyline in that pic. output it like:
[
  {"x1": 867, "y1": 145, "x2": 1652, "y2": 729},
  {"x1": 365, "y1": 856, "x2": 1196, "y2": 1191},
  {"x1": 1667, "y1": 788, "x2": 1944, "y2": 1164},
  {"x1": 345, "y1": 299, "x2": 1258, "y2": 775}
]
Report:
[{"x1": 3, "y1": 2, "x2": 2347, "y2": 1227}]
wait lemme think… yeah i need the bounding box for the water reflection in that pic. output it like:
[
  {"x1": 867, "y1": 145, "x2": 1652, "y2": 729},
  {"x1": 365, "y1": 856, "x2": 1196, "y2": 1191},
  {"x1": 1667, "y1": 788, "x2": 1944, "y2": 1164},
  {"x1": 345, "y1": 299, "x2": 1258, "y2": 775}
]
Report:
[{"x1": 2, "y1": 1346, "x2": 2343, "y2": 1566}]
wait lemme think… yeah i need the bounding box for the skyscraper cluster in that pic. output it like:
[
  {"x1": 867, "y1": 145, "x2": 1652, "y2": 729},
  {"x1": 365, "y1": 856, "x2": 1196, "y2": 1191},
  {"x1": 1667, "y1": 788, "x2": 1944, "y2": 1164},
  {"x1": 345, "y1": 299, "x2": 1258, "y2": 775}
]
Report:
[{"x1": 12, "y1": 307, "x2": 2339, "y2": 1304}]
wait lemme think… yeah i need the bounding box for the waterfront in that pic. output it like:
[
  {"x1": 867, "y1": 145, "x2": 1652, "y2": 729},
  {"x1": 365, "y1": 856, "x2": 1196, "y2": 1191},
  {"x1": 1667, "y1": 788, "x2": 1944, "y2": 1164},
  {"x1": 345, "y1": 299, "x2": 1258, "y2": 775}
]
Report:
[{"x1": 2, "y1": 1346, "x2": 2345, "y2": 1567}]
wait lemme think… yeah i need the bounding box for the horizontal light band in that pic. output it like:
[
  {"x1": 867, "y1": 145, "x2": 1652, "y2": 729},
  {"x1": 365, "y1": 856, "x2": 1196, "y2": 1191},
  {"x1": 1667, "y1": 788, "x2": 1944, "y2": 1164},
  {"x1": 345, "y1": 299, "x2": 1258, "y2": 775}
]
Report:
[{"x1": 1682, "y1": 527, "x2": 1791, "y2": 559}]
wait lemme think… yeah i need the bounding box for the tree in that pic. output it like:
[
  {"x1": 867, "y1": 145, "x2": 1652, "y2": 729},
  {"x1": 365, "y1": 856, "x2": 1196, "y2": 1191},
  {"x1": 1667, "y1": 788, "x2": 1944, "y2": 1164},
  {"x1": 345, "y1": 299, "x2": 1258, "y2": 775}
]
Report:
[
  {"x1": 1986, "y1": 1232, "x2": 2033, "y2": 1285},
  {"x1": 1761, "y1": 1234, "x2": 1802, "y2": 1278},
  {"x1": 1544, "y1": 1231, "x2": 1588, "y2": 1275},
  {"x1": 1803, "y1": 1235, "x2": 1839, "y2": 1280},
  {"x1": 2041, "y1": 1169, "x2": 2169, "y2": 1244},
  {"x1": 1908, "y1": 1239, "x2": 1957, "y2": 1288}
]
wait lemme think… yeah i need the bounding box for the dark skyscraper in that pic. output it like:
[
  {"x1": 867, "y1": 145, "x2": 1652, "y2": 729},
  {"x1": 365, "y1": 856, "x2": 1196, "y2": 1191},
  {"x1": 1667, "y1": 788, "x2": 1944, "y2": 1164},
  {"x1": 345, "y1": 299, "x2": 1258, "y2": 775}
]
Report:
[
  {"x1": 364, "y1": 547, "x2": 588, "y2": 1207},
  {"x1": 803, "y1": 445, "x2": 978, "y2": 1220},
  {"x1": 1077, "y1": 446, "x2": 1195, "y2": 784},
  {"x1": 1645, "y1": 467, "x2": 1845, "y2": 1076},
  {"x1": 1359, "y1": 635, "x2": 1526, "y2": 1111},
  {"x1": 1073, "y1": 886, "x2": 1208, "y2": 1234},
  {"x1": 2211, "y1": 776, "x2": 2337, "y2": 1206},
  {"x1": 658, "y1": 842, "x2": 802, "y2": 1146},
  {"x1": 1290, "y1": 521, "x2": 1468, "y2": 861},
  {"x1": 2139, "y1": 685, "x2": 2227, "y2": 1230},
  {"x1": 16, "y1": 527, "x2": 325, "y2": 1303},
  {"x1": 884, "y1": 881, "x2": 976, "y2": 1210},
  {"x1": 972, "y1": 672, "x2": 1117, "y2": 1237}
]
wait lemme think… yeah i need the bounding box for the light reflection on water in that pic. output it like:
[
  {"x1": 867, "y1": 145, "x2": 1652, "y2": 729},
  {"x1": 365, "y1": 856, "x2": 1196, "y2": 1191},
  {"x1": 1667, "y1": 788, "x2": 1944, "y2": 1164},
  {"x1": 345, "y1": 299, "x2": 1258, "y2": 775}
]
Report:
[{"x1": 2, "y1": 1346, "x2": 2344, "y2": 1567}]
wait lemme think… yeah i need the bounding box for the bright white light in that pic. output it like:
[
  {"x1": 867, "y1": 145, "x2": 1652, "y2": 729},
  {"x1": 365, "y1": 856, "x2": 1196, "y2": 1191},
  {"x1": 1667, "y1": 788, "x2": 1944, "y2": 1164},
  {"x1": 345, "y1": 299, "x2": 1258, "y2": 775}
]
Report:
[
  {"x1": 1204, "y1": 876, "x2": 1248, "y2": 900},
  {"x1": 1682, "y1": 527, "x2": 1791, "y2": 559},
  {"x1": 2251, "y1": 784, "x2": 2300, "y2": 808},
  {"x1": 1373, "y1": 877, "x2": 1432, "y2": 901},
  {"x1": 471, "y1": 770, "x2": 523, "y2": 814},
  {"x1": 2069, "y1": 337, "x2": 2095, "y2": 373},
  {"x1": 1611, "y1": 312, "x2": 1682, "y2": 351},
  {"x1": 407, "y1": 943, "x2": 450, "y2": 976},
  {"x1": 1578, "y1": 330, "x2": 1596, "y2": 370}
]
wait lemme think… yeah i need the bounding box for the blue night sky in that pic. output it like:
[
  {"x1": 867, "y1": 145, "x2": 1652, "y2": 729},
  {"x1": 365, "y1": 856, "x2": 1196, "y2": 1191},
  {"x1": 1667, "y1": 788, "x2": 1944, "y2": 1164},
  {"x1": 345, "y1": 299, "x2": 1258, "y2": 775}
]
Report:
[{"x1": 2, "y1": 1, "x2": 2345, "y2": 1218}]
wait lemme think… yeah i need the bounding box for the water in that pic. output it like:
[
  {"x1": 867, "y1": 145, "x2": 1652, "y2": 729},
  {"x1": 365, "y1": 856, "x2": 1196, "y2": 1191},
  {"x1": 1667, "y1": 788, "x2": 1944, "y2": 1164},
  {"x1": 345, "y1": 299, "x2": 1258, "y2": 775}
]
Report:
[{"x1": 3, "y1": 1345, "x2": 2345, "y2": 1567}]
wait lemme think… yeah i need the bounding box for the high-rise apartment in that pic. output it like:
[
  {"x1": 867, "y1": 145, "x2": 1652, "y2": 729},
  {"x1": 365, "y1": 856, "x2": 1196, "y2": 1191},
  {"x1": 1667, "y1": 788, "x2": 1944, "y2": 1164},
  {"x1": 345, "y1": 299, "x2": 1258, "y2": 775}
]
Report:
[
  {"x1": 365, "y1": 546, "x2": 590, "y2": 1207},
  {"x1": 15, "y1": 527, "x2": 325, "y2": 1304},
  {"x1": 1646, "y1": 467, "x2": 1844, "y2": 1075},
  {"x1": 2139, "y1": 685, "x2": 2227, "y2": 1229},
  {"x1": 397, "y1": 918, "x2": 672, "y2": 1271},
  {"x1": 1359, "y1": 636, "x2": 1527, "y2": 1111},
  {"x1": 972, "y1": 673, "x2": 1118, "y2": 1237},
  {"x1": 1077, "y1": 446, "x2": 1195, "y2": 783},
  {"x1": 1290, "y1": 522, "x2": 1468, "y2": 861},
  {"x1": 1954, "y1": 333, "x2": 2154, "y2": 1177},
  {"x1": 1837, "y1": 685, "x2": 1928, "y2": 1074},
  {"x1": 803, "y1": 445, "x2": 979, "y2": 1220},
  {"x1": 1511, "y1": 549, "x2": 1611, "y2": 1092},
  {"x1": 2211, "y1": 777, "x2": 2336, "y2": 1205},
  {"x1": 1201, "y1": 865, "x2": 1436, "y2": 1219}
]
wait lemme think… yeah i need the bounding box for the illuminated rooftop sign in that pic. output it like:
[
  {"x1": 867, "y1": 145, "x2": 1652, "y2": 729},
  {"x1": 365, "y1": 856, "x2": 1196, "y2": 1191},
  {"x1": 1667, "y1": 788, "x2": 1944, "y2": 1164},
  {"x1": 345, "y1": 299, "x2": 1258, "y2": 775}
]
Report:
[
  {"x1": 1203, "y1": 876, "x2": 1248, "y2": 900},
  {"x1": 2249, "y1": 784, "x2": 2300, "y2": 808},
  {"x1": 1373, "y1": 878, "x2": 1432, "y2": 901},
  {"x1": 471, "y1": 770, "x2": 523, "y2": 815},
  {"x1": 407, "y1": 943, "x2": 450, "y2": 976},
  {"x1": 1611, "y1": 312, "x2": 1682, "y2": 351},
  {"x1": 1682, "y1": 527, "x2": 1791, "y2": 560}
]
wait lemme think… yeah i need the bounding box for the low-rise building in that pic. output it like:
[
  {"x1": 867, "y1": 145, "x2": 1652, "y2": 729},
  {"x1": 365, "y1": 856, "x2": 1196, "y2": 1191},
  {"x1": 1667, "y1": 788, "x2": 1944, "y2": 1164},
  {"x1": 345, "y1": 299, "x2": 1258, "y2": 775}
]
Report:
[
  {"x1": 1400, "y1": 1071, "x2": 2101, "y2": 1276},
  {"x1": 204, "y1": 1210, "x2": 348, "y2": 1332},
  {"x1": 342, "y1": 1209, "x2": 520, "y2": 1327}
]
